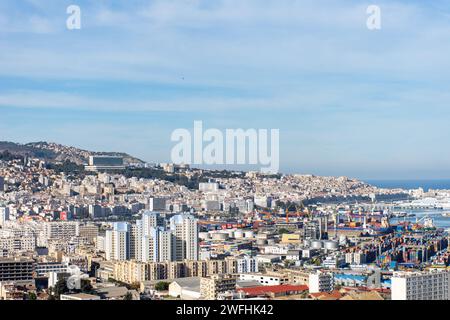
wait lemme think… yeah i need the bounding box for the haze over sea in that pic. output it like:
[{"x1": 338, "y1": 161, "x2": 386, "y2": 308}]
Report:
[{"x1": 366, "y1": 180, "x2": 450, "y2": 192}]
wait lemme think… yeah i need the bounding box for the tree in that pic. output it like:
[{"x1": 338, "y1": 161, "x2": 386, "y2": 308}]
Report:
[
  {"x1": 278, "y1": 228, "x2": 291, "y2": 235},
  {"x1": 80, "y1": 279, "x2": 93, "y2": 293},
  {"x1": 123, "y1": 292, "x2": 133, "y2": 300},
  {"x1": 27, "y1": 292, "x2": 37, "y2": 300},
  {"x1": 313, "y1": 258, "x2": 322, "y2": 266},
  {"x1": 53, "y1": 279, "x2": 69, "y2": 299},
  {"x1": 284, "y1": 260, "x2": 294, "y2": 268},
  {"x1": 154, "y1": 281, "x2": 170, "y2": 291}
]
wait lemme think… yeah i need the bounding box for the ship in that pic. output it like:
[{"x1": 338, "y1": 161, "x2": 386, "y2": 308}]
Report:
[{"x1": 392, "y1": 211, "x2": 408, "y2": 217}]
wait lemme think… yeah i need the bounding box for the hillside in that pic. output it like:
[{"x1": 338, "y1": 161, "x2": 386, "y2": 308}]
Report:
[{"x1": 0, "y1": 141, "x2": 144, "y2": 165}]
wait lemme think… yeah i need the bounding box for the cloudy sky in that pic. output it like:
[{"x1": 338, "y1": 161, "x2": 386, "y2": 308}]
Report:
[{"x1": 1, "y1": 0, "x2": 450, "y2": 179}]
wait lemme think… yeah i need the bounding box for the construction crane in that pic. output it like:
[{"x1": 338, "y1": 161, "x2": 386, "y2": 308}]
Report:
[{"x1": 284, "y1": 202, "x2": 305, "y2": 223}]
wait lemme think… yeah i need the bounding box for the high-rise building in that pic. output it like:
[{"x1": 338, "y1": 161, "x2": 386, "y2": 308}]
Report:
[
  {"x1": 0, "y1": 176, "x2": 4, "y2": 192},
  {"x1": 159, "y1": 229, "x2": 173, "y2": 262},
  {"x1": 0, "y1": 206, "x2": 10, "y2": 227},
  {"x1": 142, "y1": 211, "x2": 164, "y2": 236},
  {"x1": 130, "y1": 221, "x2": 142, "y2": 260},
  {"x1": 170, "y1": 214, "x2": 198, "y2": 261},
  {"x1": 391, "y1": 270, "x2": 450, "y2": 300},
  {"x1": 141, "y1": 227, "x2": 173, "y2": 262},
  {"x1": 105, "y1": 222, "x2": 130, "y2": 261}
]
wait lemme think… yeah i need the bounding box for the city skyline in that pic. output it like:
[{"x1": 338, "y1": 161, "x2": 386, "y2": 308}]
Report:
[{"x1": 2, "y1": 0, "x2": 450, "y2": 179}]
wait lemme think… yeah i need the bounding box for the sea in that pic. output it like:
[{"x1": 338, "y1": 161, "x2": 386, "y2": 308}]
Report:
[
  {"x1": 366, "y1": 180, "x2": 450, "y2": 229},
  {"x1": 365, "y1": 179, "x2": 450, "y2": 192},
  {"x1": 389, "y1": 209, "x2": 450, "y2": 229}
]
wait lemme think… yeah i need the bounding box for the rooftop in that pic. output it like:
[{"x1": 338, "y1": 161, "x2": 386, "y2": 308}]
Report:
[{"x1": 238, "y1": 284, "x2": 308, "y2": 296}]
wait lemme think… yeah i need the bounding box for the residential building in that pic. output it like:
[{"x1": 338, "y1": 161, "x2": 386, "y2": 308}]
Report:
[
  {"x1": 105, "y1": 222, "x2": 130, "y2": 261},
  {"x1": 391, "y1": 270, "x2": 450, "y2": 300},
  {"x1": 200, "y1": 274, "x2": 237, "y2": 300},
  {"x1": 309, "y1": 271, "x2": 334, "y2": 293},
  {"x1": 0, "y1": 258, "x2": 34, "y2": 281},
  {"x1": 170, "y1": 214, "x2": 198, "y2": 261}
]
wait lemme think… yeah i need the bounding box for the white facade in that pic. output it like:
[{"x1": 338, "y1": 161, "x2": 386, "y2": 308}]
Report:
[
  {"x1": 322, "y1": 255, "x2": 346, "y2": 269},
  {"x1": 141, "y1": 227, "x2": 173, "y2": 262},
  {"x1": 391, "y1": 270, "x2": 450, "y2": 300},
  {"x1": 199, "y1": 182, "x2": 219, "y2": 193},
  {"x1": 309, "y1": 271, "x2": 334, "y2": 293},
  {"x1": 254, "y1": 196, "x2": 271, "y2": 208},
  {"x1": 236, "y1": 256, "x2": 259, "y2": 273},
  {"x1": 44, "y1": 221, "x2": 79, "y2": 240},
  {"x1": 239, "y1": 273, "x2": 288, "y2": 286},
  {"x1": 105, "y1": 222, "x2": 130, "y2": 261},
  {"x1": 142, "y1": 211, "x2": 163, "y2": 236},
  {"x1": 0, "y1": 207, "x2": 10, "y2": 227},
  {"x1": 0, "y1": 236, "x2": 36, "y2": 252},
  {"x1": 170, "y1": 214, "x2": 198, "y2": 261}
]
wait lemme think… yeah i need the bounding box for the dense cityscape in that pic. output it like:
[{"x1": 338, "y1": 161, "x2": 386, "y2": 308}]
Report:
[{"x1": 1, "y1": 142, "x2": 450, "y2": 301}]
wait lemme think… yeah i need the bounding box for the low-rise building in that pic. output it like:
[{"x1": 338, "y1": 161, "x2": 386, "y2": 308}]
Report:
[
  {"x1": 200, "y1": 274, "x2": 237, "y2": 300},
  {"x1": 309, "y1": 271, "x2": 334, "y2": 294}
]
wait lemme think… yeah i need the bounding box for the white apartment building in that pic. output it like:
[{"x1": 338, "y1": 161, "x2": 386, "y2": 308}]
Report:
[
  {"x1": 263, "y1": 245, "x2": 290, "y2": 255},
  {"x1": 170, "y1": 214, "x2": 198, "y2": 261},
  {"x1": 236, "y1": 256, "x2": 259, "y2": 274},
  {"x1": 0, "y1": 236, "x2": 36, "y2": 253},
  {"x1": 105, "y1": 222, "x2": 130, "y2": 261},
  {"x1": 142, "y1": 211, "x2": 164, "y2": 235},
  {"x1": 322, "y1": 255, "x2": 346, "y2": 269},
  {"x1": 44, "y1": 221, "x2": 79, "y2": 240},
  {"x1": 239, "y1": 273, "x2": 289, "y2": 286},
  {"x1": 102, "y1": 213, "x2": 198, "y2": 263},
  {"x1": 0, "y1": 207, "x2": 10, "y2": 227},
  {"x1": 345, "y1": 252, "x2": 367, "y2": 265},
  {"x1": 391, "y1": 270, "x2": 450, "y2": 300},
  {"x1": 141, "y1": 227, "x2": 173, "y2": 262},
  {"x1": 199, "y1": 182, "x2": 219, "y2": 193},
  {"x1": 96, "y1": 235, "x2": 106, "y2": 252},
  {"x1": 309, "y1": 271, "x2": 334, "y2": 293}
]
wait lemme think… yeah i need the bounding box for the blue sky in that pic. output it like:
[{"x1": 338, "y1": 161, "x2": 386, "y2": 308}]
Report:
[{"x1": 1, "y1": 0, "x2": 450, "y2": 179}]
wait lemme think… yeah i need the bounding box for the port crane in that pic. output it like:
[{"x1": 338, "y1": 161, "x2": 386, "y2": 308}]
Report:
[{"x1": 284, "y1": 202, "x2": 308, "y2": 223}]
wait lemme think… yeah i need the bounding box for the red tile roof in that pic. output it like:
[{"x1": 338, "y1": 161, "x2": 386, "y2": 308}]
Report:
[
  {"x1": 238, "y1": 285, "x2": 309, "y2": 296},
  {"x1": 310, "y1": 290, "x2": 343, "y2": 300}
]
